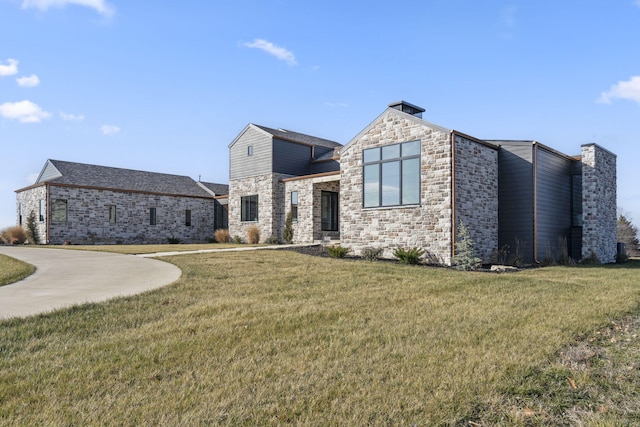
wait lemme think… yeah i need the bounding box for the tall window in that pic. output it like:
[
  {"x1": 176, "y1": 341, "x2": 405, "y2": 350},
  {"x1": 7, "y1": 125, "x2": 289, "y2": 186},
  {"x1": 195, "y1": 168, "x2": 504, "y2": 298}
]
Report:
[
  {"x1": 18, "y1": 203, "x2": 23, "y2": 225},
  {"x1": 185, "y1": 209, "x2": 192, "y2": 227},
  {"x1": 51, "y1": 199, "x2": 67, "y2": 223},
  {"x1": 321, "y1": 191, "x2": 338, "y2": 231},
  {"x1": 291, "y1": 191, "x2": 298, "y2": 222},
  {"x1": 363, "y1": 140, "x2": 420, "y2": 208},
  {"x1": 109, "y1": 205, "x2": 117, "y2": 224},
  {"x1": 247, "y1": 145, "x2": 253, "y2": 156},
  {"x1": 241, "y1": 195, "x2": 258, "y2": 222},
  {"x1": 39, "y1": 199, "x2": 46, "y2": 222},
  {"x1": 149, "y1": 208, "x2": 157, "y2": 226}
]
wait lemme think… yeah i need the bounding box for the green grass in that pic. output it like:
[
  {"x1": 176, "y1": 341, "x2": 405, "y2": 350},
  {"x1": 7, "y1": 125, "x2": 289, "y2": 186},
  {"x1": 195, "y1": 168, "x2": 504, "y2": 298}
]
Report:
[
  {"x1": 35, "y1": 242, "x2": 258, "y2": 255},
  {"x1": 1, "y1": 251, "x2": 639, "y2": 425},
  {"x1": 0, "y1": 254, "x2": 35, "y2": 287}
]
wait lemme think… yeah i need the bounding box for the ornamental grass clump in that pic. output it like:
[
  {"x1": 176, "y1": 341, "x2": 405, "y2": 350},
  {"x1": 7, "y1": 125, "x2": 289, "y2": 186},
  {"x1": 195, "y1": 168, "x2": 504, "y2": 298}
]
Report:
[
  {"x1": 326, "y1": 245, "x2": 349, "y2": 258},
  {"x1": 393, "y1": 247, "x2": 425, "y2": 265},
  {"x1": 246, "y1": 226, "x2": 260, "y2": 244},
  {"x1": 214, "y1": 228, "x2": 230, "y2": 243},
  {"x1": 361, "y1": 247, "x2": 383, "y2": 262}
]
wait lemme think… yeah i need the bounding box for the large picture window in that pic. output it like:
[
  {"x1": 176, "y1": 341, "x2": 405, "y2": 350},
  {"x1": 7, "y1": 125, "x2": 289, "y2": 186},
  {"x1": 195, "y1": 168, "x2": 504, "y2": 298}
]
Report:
[
  {"x1": 363, "y1": 140, "x2": 420, "y2": 208},
  {"x1": 241, "y1": 195, "x2": 258, "y2": 222}
]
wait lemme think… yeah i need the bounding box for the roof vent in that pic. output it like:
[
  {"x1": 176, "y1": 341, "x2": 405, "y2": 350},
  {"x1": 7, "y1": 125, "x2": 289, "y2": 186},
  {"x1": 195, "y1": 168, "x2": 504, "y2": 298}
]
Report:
[{"x1": 389, "y1": 101, "x2": 425, "y2": 118}]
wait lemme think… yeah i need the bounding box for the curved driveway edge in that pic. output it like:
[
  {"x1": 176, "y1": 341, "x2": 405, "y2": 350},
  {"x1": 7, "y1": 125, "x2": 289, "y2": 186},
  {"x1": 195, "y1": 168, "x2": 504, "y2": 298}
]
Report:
[{"x1": 0, "y1": 246, "x2": 181, "y2": 320}]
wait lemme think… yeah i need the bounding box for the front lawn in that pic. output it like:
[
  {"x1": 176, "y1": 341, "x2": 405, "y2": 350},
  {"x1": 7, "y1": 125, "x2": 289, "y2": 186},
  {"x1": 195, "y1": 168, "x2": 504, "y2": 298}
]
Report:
[
  {"x1": 0, "y1": 253, "x2": 35, "y2": 287},
  {"x1": 1, "y1": 251, "x2": 639, "y2": 425}
]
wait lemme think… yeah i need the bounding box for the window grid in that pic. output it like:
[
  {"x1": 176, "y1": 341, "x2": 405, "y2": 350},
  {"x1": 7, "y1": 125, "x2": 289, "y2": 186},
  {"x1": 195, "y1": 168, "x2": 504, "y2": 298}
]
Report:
[{"x1": 241, "y1": 195, "x2": 258, "y2": 222}]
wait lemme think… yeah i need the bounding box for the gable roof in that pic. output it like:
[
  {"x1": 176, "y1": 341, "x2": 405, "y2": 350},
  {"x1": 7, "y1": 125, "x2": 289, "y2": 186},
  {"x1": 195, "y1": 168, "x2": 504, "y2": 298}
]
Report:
[
  {"x1": 31, "y1": 159, "x2": 215, "y2": 198},
  {"x1": 198, "y1": 181, "x2": 229, "y2": 196}
]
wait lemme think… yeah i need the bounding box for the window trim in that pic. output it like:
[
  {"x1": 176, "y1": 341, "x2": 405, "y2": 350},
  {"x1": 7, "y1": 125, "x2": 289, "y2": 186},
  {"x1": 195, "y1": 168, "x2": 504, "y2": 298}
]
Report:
[
  {"x1": 241, "y1": 195, "x2": 259, "y2": 222},
  {"x1": 362, "y1": 140, "x2": 421, "y2": 208}
]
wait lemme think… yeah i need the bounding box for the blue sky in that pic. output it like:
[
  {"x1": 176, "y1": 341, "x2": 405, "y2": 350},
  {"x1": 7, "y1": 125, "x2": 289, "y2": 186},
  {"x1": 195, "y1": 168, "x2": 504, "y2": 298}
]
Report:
[{"x1": 1, "y1": 0, "x2": 639, "y2": 230}]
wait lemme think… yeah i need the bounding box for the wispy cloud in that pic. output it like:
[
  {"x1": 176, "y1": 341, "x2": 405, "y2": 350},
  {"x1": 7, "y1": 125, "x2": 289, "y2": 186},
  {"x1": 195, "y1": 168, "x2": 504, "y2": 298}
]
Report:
[
  {"x1": 16, "y1": 74, "x2": 40, "y2": 87},
  {"x1": 635, "y1": 0, "x2": 640, "y2": 8},
  {"x1": 598, "y1": 76, "x2": 640, "y2": 105},
  {"x1": 101, "y1": 124, "x2": 120, "y2": 135},
  {"x1": 21, "y1": 0, "x2": 115, "y2": 17},
  {"x1": 0, "y1": 100, "x2": 52, "y2": 123},
  {"x1": 0, "y1": 59, "x2": 19, "y2": 76},
  {"x1": 243, "y1": 38, "x2": 297, "y2": 66},
  {"x1": 60, "y1": 111, "x2": 85, "y2": 121},
  {"x1": 501, "y1": 5, "x2": 518, "y2": 28}
]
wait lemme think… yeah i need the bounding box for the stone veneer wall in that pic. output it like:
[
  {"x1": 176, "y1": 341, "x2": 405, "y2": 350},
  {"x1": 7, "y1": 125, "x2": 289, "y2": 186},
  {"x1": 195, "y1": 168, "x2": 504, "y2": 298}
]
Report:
[
  {"x1": 340, "y1": 111, "x2": 455, "y2": 265},
  {"x1": 229, "y1": 173, "x2": 289, "y2": 242},
  {"x1": 581, "y1": 144, "x2": 617, "y2": 263},
  {"x1": 16, "y1": 185, "x2": 47, "y2": 243},
  {"x1": 453, "y1": 134, "x2": 499, "y2": 261}
]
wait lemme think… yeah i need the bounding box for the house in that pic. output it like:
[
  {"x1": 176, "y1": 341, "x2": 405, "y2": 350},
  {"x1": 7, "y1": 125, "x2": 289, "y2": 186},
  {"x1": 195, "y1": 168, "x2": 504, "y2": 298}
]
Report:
[
  {"x1": 16, "y1": 159, "x2": 228, "y2": 244},
  {"x1": 228, "y1": 101, "x2": 617, "y2": 264}
]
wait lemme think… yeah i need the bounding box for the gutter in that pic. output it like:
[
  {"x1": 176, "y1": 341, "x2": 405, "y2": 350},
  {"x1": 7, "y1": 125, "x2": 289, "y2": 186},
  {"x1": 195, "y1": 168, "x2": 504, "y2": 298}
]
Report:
[
  {"x1": 45, "y1": 183, "x2": 51, "y2": 244},
  {"x1": 450, "y1": 131, "x2": 456, "y2": 262}
]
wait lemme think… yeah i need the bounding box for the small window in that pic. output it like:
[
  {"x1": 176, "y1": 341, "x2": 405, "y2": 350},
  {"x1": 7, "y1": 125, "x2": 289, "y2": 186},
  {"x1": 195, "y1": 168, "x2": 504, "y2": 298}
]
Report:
[
  {"x1": 39, "y1": 199, "x2": 46, "y2": 222},
  {"x1": 291, "y1": 191, "x2": 298, "y2": 222},
  {"x1": 18, "y1": 203, "x2": 23, "y2": 225},
  {"x1": 109, "y1": 205, "x2": 117, "y2": 224},
  {"x1": 247, "y1": 145, "x2": 253, "y2": 156},
  {"x1": 185, "y1": 209, "x2": 192, "y2": 227},
  {"x1": 149, "y1": 208, "x2": 157, "y2": 226},
  {"x1": 51, "y1": 199, "x2": 67, "y2": 223},
  {"x1": 241, "y1": 195, "x2": 258, "y2": 222}
]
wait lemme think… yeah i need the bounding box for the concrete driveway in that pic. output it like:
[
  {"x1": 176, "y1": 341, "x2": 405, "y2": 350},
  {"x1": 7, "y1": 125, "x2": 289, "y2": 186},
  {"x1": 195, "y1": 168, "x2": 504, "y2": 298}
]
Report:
[{"x1": 0, "y1": 246, "x2": 181, "y2": 320}]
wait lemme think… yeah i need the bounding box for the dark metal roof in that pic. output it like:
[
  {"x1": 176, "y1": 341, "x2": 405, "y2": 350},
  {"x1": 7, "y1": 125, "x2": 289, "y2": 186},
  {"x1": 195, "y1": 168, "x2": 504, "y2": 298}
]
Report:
[
  {"x1": 38, "y1": 159, "x2": 216, "y2": 198},
  {"x1": 254, "y1": 125, "x2": 343, "y2": 149}
]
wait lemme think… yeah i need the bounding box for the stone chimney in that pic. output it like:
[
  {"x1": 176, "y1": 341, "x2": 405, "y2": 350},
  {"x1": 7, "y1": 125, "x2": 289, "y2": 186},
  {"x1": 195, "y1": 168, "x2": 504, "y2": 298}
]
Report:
[{"x1": 388, "y1": 101, "x2": 425, "y2": 118}]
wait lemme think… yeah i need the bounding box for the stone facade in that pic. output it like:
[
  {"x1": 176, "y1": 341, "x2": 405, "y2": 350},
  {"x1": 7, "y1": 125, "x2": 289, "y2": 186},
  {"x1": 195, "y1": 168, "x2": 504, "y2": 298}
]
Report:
[
  {"x1": 453, "y1": 134, "x2": 499, "y2": 261},
  {"x1": 17, "y1": 184, "x2": 215, "y2": 244},
  {"x1": 340, "y1": 111, "x2": 458, "y2": 264},
  {"x1": 581, "y1": 144, "x2": 617, "y2": 263},
  {"x1": 229, "y1": 173, "x2": 289, "y2": 243},
  {"x1": 16, "y1": 185, "x2": 47, "y2": 243}
]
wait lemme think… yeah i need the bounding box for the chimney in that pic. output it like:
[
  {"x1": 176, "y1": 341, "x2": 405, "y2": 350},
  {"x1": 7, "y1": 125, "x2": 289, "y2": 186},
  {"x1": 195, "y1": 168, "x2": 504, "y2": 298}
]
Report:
[{"x1": 389, "y1": 101, "x2": 425, "y2": 118}]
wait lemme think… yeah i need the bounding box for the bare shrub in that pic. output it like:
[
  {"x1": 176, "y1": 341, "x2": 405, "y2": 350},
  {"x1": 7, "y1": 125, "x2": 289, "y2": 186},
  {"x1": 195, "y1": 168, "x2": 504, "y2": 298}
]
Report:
[
  {"x1": 246, "y1": 226, "x2": 260, "y2": 244},
  {"x1": 1, "y1": 226, "x2": 28, "y2": 245},
  {"x1": 214, "y1": 228, "x2": 230, "y2": 243}
]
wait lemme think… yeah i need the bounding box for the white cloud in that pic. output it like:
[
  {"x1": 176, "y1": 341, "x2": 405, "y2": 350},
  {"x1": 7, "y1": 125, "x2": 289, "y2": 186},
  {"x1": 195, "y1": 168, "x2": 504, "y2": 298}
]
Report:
[
  {"x1": 598, "y1": 76, "x2": 640, "y2": 105},
  {"x1": 0, "y1": 100, "x2": 51, "y2": 123},
  {"x1": 635, "y1": 0, "x2": 640, "y2": 8},
  {"x1": 60, "y1": 111, "x2": 85, "y2": 121},
  {"x1": 16, "y1": 74, "x2": 40, "y2": 87},
  {"x1": 243, "y1": 39, "x2": 297, "y2": 66},
  {"x1": 0, "y1": 59, "x2": 19, "y2": 76},
  {"x1": 101, "y1": 124, "x2": 120, "y2": 135},
  {"x1": 502, "y1": 5, "x2": 518, "y2": 28},
  {"x1": 21, "y1": 0, "x2": 114, "y2": 17}
]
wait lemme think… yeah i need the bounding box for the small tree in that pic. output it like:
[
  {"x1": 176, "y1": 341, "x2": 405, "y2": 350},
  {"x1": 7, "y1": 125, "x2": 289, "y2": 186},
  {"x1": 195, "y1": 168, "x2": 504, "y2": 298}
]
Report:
[
  {"x1": 26, "y1": 210, "x2": 40, "y2": 245},
  {"x1": 617, "y1": 215, "x2": 639, "y2": 257},
  {"x1": 282, "y1": 211, "x2": 294, "y2": 244},
  {"x1": 452, "y1": 221, "x2": 481, "y2": 271}
]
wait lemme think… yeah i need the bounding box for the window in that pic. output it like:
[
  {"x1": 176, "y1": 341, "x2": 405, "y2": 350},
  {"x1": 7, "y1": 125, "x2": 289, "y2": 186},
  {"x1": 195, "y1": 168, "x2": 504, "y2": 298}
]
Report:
[
  {"x1": 291, "y1": 191, "x2": 298, "y2": 222},
  {"x1": 321, "y1": 191, "x2": 338, "y2": 231},
  {"x1": 185, "y1": 209, "x2": 192, "y2": 227},
  {"x1": 109, "y1": 205, "x2": 117, "y2": 224},
  {"x1": 51, "y1": 199, "x2": 67, "y2": 223},
  {"x1": 363, "y1": 140, "x2": 420, "y2": 208},
  {"x1": 247, "y1": 145, "x2": 253, "y2": 156},
  {"x1": 18, "y1": 203, "x2": 23, "y2": 225},
  {"x1": 149, "y1": 208, "x2": 157, "y2": 225},
  {"x1": 39, "y1": 199, "x2": 46, "y2": 222},
  {"x1": 241, "y1": 195, "x2": 258, "y2": 222}
]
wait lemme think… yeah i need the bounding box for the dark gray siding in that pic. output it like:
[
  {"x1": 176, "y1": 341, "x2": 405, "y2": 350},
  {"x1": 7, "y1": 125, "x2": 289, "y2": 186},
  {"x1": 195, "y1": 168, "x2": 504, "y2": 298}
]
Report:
[
  {"x1": 273, "y1": 138, "x2": 313, "y2": 176},
  {"x1": 311, "y1": 159, "x2": 340, "y2": 174},
  {"x1": 229, "y1": 126, "x2": 272, "y2": 180},
  {"x1": 535, "y1": 147, "x2": 574, "y2": 261},
  {"x1": 37, "y1": 160, "x2": 62, "y2": 183},
  {"x1": 498, "y1": 143, "x2": 534, "y2": 262}
]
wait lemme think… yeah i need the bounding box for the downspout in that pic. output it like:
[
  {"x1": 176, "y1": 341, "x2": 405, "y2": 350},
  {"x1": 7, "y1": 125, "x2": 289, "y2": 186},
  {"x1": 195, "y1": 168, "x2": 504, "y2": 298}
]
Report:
[
  {"x1": 45, "y1": 183, "x2": 51, "y2": 244},
  {"x1": 450, "y1": 131, "x2": 456, "y2": 263},
  {"x1": 533, "y1": 143, "x2": 539, "y2": 263}
]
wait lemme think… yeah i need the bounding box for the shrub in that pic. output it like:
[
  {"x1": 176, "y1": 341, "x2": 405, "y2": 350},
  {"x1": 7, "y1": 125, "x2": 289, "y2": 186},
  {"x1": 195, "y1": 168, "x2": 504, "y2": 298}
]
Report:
[
  {"x1": 509, "y1": 237, "x2": 525, "y2": 267},
  {"x1": 557, "y1": 236, "x2": 575, "y2": 266},
  {"x1": 326, "y1": 245, "x2": 350, "y2": 258},
  {"x1": 489, "y1": 244, "x2": 510, "y2": 265},
  {"x1": 452, "y1": 221, "x2": 481, "y2": 271},
  {"x1": 167, "y1": 236, "x2": 181, "y2": 244},
  {"x1": 282, "y1": 211, "x2": 294, "y2": 244},
  {"x1": 361, "y1": 247, "x2": 383, "y2": 262},
  {"x1": 232, "y1": 235, "x2": 243, "y2": 244},
  {"x1": 0, "y1": 226, "x2": 27, "y2": 245},
  {"x1": 581, "y1": 250, "x2": 601, "y2": 265},
  {"x1": 616, "y1": 251, "x2": 629, "y2": 264},
  {"x1": 540, "y1": 242, "x2": 555, "y2": 267},
  {"x1": 264, "y1": 235, "x2": 281, "y2": 245},
  {"x1": 246, "y1": 226, "x2": 260, "y2": 244},
  {"x1": 26, "y1": 210, "x2": 40, "y2": 244},
  {"x1": 214, "y1": 228, "x2": 230, "y2": 243},
  {"x1": 393, "y1": 247, "x2": 425, "y2": 265}
]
